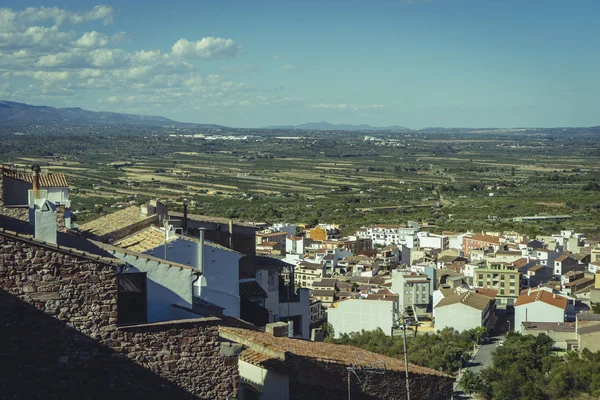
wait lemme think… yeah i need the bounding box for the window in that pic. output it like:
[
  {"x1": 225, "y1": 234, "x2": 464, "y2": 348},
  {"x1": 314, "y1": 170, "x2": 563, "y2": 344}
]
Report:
[{"x1": 117, "y1": 272, "x2": 147, "y2": 325}]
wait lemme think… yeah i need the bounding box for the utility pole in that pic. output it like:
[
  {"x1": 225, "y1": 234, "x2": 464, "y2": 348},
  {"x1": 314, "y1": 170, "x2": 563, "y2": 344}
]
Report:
[
  {"x1": 400, "y1": 320, "x2": 411, "y2": 400},
  {"x1": 393, "y1": 310, "x2": 412, "y2": 400}
]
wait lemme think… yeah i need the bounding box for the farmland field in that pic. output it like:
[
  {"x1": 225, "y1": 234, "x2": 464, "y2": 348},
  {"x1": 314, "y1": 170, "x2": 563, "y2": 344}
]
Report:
[{"x1": 1, "y1": 122, "x2": 599, "y2": 236}]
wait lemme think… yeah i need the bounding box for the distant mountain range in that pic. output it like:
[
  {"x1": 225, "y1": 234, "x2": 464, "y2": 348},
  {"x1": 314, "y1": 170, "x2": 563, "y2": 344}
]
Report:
[
  {"x1": 0, "y1": 100, "x2": 226, "y2": 129},
  {"x1": 265, "y1": 121, "x2": 410, "y2": 131}
]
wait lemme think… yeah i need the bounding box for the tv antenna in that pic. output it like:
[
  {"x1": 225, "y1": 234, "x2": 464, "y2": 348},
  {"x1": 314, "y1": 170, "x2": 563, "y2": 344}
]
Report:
[{"x1": 346, "y1": 357, "x2": 386, "y2": 400}]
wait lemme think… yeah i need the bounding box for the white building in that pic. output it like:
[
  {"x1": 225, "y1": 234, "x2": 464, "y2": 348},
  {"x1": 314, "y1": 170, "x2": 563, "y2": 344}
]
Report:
[
  {"x1": 448, "y1": 232, "x2": 471, "y2": 253},
  {"x1": 356, "y1": 225, "x2": 420, "y2": 248},
  {"x1": 254, "y1": 267, "x2": 311, "y2": 339},
  {"x1": 270, "y1": 223, "x2": 298, "y2": 237},
  {"x1": 432, "y1": 288, "x2": 455, "y2": 319},
  {"x1": 417, "y1": 232, "x2": 449, "y2": 250},
  {"x1": 434, "y1": 291, "x2": 495, "y2": 332},
  {"x1": 286, "y1": 236, "x2": 310, "y2": 255},
  {"x1": 327, "y1": 294, "x2": 399, "y2": 338},
  {"x1": 391, "y1": 270, "x2": 431, "y2": 316},
  {"x1": 589, "y1": 262, "x2": 600, "y2": 274},
  {"x1": 295, "y1": 261, "x2": 326, "y2": 289},
  {"x1": 377, "y1": 245, "x2": 401, "y2": 264},
  {"x1": 533, "y1": 248, "x2": 561, "y2": 269},
  {"x1": 103, "y1": 244, "x2": 202, "y2": 323},
  {"x1": 514, "y1": 289, "x2": 568, "y2": 332},
  {"x1": 113, "y1": 225, "x2": 243, "y2": 318}
]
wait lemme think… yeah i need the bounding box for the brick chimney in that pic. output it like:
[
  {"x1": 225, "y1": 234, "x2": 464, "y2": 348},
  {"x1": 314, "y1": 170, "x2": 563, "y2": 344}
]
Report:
[{"x1": 32, "y1": 164, "x2": 40, "y2": 191}]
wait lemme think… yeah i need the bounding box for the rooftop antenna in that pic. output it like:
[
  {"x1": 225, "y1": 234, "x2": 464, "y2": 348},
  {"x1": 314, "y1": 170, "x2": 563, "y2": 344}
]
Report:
[{"x1": 346, "y1": 357, "x2": 386, "y2": 400}]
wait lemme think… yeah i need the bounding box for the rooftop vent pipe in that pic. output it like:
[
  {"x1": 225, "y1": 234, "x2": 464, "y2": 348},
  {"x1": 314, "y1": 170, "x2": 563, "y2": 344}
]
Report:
[
  {"x1": 31, "y1": 164, "x2": 41, "y2": 191},
  {"x1": 198, "y1": 228, "x2": 205, "y2": 274}
]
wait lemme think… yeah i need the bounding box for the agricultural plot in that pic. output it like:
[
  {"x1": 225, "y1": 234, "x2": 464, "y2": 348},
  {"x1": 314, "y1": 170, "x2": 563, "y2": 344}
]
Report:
[{"x1": 1, "y1": 123, "x2": 599, "y2": 236}]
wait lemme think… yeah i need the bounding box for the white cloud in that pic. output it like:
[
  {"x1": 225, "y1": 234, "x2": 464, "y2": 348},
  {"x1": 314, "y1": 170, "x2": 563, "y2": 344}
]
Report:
[
  {"x1": 282, "y1": 64, "x2": 297, "y2": 70},
  {"x1": 74, "y1": 31, "x2": 109, "y2": 48},
  {"x1": 0, "y1": 5, "x2": 299, "y2": 120},
  {"x1": 171, "y1": 37, "x2": 241, "y2": 59},
  {"x1": 306, "y1": 103, "x2": 384, "y2": 112},
  {"x1": 0, "y1": 6, "x2": 114, "y2": 33},
  {"x1": 271, "y1": 55, "x2": 281, "y2": 60},
  {"x1": 0, "y1": 26, "x2": 74, "y2": 50}
]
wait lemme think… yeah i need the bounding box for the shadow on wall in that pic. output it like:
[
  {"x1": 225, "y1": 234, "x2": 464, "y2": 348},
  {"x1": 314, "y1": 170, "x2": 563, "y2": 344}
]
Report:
[{"x1": 0, "y1": 289, "x2": 196, "y2": 399}]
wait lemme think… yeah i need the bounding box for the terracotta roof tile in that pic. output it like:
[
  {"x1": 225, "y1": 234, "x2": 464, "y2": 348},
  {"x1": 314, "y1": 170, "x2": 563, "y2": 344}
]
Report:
[
  {"x1": 522, "y1": 321, "x2": 575, "y2": 333},
  {"x1": 312, "y1": 278, "x2": 337, "y2": 288},
  {"x1": 529, "y1": 265, "x2": 545, "y2": 272},
  {"x1": 512, "y1": 258, "x2": 529, "y2": 268},
  {"x1": 238, "y1": 349, "x2": 277, "y2": 366},
  {"x1": 435, "y1": 291, "x2": 492, "y2": 311},
  {"x1": 112, "y1": 225, "x2": 238, "y2": 254},
  {"x1": 515, "y1": 290, "x2": 568, "y2": 309},
  {"x1": 474, "y1": 288, "x2": 498, "y2": 299},
  {"x1": 79, "y1": 206, "x2": 155, "y2": 237},
  {"x1": 468, "y1": 234, "x2": 501, "y2": 244},
  {"x1": 219, "y1": 326, "x2": 448, "y2": 376},
  {"x1": 564, "y1": 276, "x2": 594, "y2": 287},
  {"x1": 2, "y1": 168, "x2": 68, "y2": 187},
  {"x1": 257, "y1": 241, "x2": 279, "y2": 248}
]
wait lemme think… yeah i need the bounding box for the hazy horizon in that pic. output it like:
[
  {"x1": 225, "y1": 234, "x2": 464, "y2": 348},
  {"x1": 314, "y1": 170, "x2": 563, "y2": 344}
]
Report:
[{"x1": 1, "y1": 0, "x2": 599, "y2": 128}]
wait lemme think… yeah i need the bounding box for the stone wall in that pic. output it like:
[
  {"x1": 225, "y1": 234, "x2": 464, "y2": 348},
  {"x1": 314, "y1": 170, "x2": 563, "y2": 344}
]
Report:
[
  {"x1": 0, "y1": 232, "x2": 238, "y2": 399},
  {"x1": 0, "y1": 205, "x2": 29, "y2": 222},
  {"x1": 287, "y1": 354, "x2": 453, "y2": 400},
  {"x1": 56, "y1": 204, "x2": 66, "y2": 231}
]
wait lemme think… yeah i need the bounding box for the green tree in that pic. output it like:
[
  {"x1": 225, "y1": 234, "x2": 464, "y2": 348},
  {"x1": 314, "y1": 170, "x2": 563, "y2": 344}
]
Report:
[
  {"x1": 460, "y1": 370, "x2": 481, "y2": 398},
  {"x1": 322, "y1": 323, "x2": 335, "y2": 340}
]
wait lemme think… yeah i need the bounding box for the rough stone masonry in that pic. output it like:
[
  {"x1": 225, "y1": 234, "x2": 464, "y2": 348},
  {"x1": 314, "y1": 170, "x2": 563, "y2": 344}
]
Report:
[{"x1": 0, "y1": 231, "x2": 238, "y2": 399}]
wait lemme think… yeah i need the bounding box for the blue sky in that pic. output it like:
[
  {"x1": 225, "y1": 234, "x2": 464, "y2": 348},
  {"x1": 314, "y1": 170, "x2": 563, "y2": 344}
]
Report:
[{"x1": 1, "y1": 0, "x2": 599, "y2": 128}]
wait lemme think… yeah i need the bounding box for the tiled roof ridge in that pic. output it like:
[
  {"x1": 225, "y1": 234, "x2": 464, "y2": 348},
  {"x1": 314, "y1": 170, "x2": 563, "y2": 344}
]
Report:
[
  {"x1": 115, "y1": 225, "x2": 242, "y2": 255},
  {"x1": 2, "y1": 167, "x2": 68, "y2": 187},
  {"x1": 218, "y1": 326, "x2": 450, "y2": 377},
  {"x1": 93, "y1": 240, "x2": 197, "y2": 272}
]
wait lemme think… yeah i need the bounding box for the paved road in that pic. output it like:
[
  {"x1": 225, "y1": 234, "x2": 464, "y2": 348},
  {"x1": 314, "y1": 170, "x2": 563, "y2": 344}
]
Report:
[
  {"x1": 453, "y1": 338, "x2": 501, "y2": 399},
  {"x1": 465, "y1": 339, "x2": 497, "y2": 373}
]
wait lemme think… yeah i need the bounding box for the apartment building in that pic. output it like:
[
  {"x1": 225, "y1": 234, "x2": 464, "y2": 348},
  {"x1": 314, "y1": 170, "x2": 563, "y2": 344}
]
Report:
[
  {"x1": 391, "y1": 270, "x2": 431, "y2": 316},
  {"x1": 473, "y1": 263, "x2": 520, "y2": 306},
  {"x1": 356, "y1": 225, "x2": 420, "y2": 247}
]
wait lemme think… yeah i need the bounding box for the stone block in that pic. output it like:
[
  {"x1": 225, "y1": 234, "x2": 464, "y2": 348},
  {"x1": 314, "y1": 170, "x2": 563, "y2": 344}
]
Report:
[
  {"x1": 266, "y1": 321, "x2": 289, "y2": 337},
  {"x1": 219, "y1": 342, "x2": 243, "y2": 357}
]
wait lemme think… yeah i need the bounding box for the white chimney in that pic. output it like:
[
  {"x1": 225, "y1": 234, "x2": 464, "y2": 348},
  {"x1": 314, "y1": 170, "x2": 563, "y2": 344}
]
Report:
[
  {"x1": 32, "y1": 198, "x2": 57, "y2": 245},
  {"x1": 198, "y1": 228, "x2": 205, "y2": 274}
]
